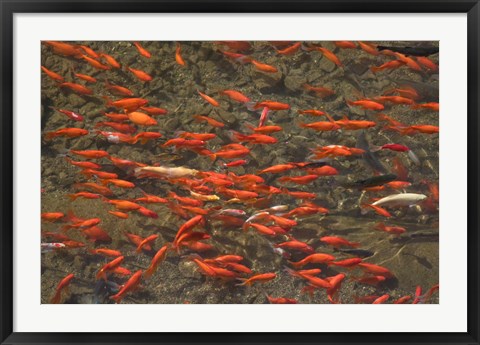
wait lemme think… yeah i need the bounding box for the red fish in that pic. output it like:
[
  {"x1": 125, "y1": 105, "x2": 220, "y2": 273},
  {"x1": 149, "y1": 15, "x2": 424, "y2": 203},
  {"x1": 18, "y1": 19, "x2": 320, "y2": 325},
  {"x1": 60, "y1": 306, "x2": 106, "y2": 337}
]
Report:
[
  {"x1": 133, "y1": 42, "x2": 151, "y2": 58},
  {"x1": 50, "y1": 273, "x2": 74, "y2": 304},
  {"x1": 110, "y1": 270, "x2": 143, "y2": 303},
  {"x1": 59, "y1": 82, "x2": 93, "y2": 95},
  {"x1": 320, "y1": 236, "x2": 360, "y2": 248},
  {"x1": 50, "y1": 107, "x2": 84, "y2": 122},
  {"x1": 41, "y1": 66, "x2": 64, "y2": 82},
  {"x1": 128, "y1": 67, "x2": 153, "y2": 82},
  {"x1": 236, "y1": 273, "x2": 276, "y2": 286},
  {"x1": 197, "y1": 90, "x2": 220, "y2": 107},
  {"x1": 144, "y1": 245, "x2": 169, "y2": 279}
]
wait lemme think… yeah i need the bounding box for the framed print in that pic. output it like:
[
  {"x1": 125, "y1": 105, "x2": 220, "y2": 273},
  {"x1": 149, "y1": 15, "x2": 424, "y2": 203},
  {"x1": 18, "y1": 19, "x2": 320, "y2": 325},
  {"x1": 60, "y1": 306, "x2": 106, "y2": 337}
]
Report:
[{"x1": 0, "y1": 1, "x2": 479, "y2": 344}]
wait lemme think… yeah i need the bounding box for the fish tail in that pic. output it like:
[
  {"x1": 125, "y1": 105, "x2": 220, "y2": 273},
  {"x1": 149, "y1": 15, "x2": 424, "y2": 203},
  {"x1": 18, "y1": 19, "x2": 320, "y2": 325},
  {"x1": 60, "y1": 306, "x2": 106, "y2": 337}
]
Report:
[
  {"x1": 235, "y1": 278, "x2": 249, "y2": 286},
  {"x1": 143, "y1": 268, "x2": 154, "y2": 280},
  {"x1": 208, "y1": 154, "x2": 217, "y2": 162},
  {"x1": 298, "y1": 122, "x2": 308, "y2": 128},
  {"x1": 375, "y1": 222, "x2": 386, "y2": 231},
  {"x1": 109, "y1": 294, "x2": 122, "y2": 303},
  {"x1": 44, "y1": 132, "x2": 57, "y2": 141},
  {"x1": 67, "y1": 194, "x2": 78, "y2": 201},
  {"x1": 370, "y1": 66, "x2": 380, "y2": 73},
  {"x1": 50, "y1": 290, "x2": 61, "y2": 304},
  {"x1": 102, "y1": 96, "x2": 112, "y2": 106}
]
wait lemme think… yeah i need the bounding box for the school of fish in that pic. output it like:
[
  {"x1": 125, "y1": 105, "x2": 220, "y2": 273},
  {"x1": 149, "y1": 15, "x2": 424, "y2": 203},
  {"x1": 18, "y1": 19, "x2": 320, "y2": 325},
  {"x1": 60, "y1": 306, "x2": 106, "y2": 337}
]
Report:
[{"x1": 41, "y1": 41, "x2": 439, "y2": 304}]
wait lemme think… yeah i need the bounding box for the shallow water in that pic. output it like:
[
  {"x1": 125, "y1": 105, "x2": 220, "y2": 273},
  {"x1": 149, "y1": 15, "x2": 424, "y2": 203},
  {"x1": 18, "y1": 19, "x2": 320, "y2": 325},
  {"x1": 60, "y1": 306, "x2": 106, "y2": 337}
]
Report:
[{"x1": 41, "y1": 41, "x2": 439, "y2": 304}]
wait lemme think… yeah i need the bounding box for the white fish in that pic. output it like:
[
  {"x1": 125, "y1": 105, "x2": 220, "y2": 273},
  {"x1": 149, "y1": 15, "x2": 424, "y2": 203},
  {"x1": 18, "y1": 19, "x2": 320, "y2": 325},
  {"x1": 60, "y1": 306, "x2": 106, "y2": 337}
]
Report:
[
  {"x1": 41, "y1": 243, "x2": 65, "y2": 253},
  {"x1": 372, "y1": 193, "x2": 427, "y2": 207}
]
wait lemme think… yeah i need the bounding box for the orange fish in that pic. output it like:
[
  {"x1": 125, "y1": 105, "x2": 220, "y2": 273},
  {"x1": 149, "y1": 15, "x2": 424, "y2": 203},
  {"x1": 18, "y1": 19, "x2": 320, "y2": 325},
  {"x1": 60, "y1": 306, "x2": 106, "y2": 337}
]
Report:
[
  {"x1": 254, "y1": 101, "x2": 290, "y2": 111},
  {"x1": 220, "y1": 89, "x2": 251, "y2": 103},
  {"x1": 334, "y1": 117, "x2": 376, "y2": 130},
  {"x1": 370, "y1": 60, "x2": 405, "y2": 73},
  {"x1": 43, "y1": 41, "x2": 82, "y2": 57},
  {"x1": 133, "y1": 42, "x2": 151, "y2": 58},
  {"x1": 298, "y1": 109, "x2": 326, "y2": 116},
  {"x1": 136, "y1": 234, "x2": 158, "y2": 253},
  {"x1": 175, "y1": 42, "x2": 186, "y2": 66},
  {"x1": 59, "y1": 82, "x2": 93, "y2": 95},
  {"x1": 105, "y1": 97, "x2": 149, "y2": 112},
  {"x1": 250, "y1": 60, "x2": 278, "y2": 73},
  {"x1": 358, "y1": 262, "x2": 394, "y2": 278},
  {"x1": 299, "y1": 121, "x2": 340, "y2": 131},
  {"x1": 197, "y1": 90, "x2": 220, "y2": 107},
  {"x1": 41, "y1": 66, "x2": 64, "y2": 82},
  {"x1": 79, "y1": 45, "x2": 100, "y2": 59},
  {"x1": 357, "y1": 41, "x2": 379, "y2": 56},
  {"x1": 374, "y1": 96, "x2": 414, "y2": 105},
  {"x1": 347, "y1": 99, "x2": 384, "y2": 110},
  {"x1": 215, "y1": 41, "x2": 252, "y2": 52},
  {"x1": 275, "y1": 240, "x2": 313, "y2": 253},
  {"x1": 96, "y1": 256, "x2": 125, "y2": 280},
  {"x1": 278, "y1": 174, "x2": 318, "y2": 185},
  {"x1": 375, "y1": 222, "x2": 406, "y2": 235},
  {"x1": 127, "y1": 111, "x2": 157, "y2": 126},
  {"x1": 320, "y1": 236, "x2": 360, "y2": 248},
  {"x1": 67, "y1": 192, "x2": 102, "y2": 201},
  {"x1": 412, "y1": 102, "x2": 439, "y2": 112},
  {"x1": 50, "y1": 273, "x2": 74, "y2": 304},
  {"x1": 81, "y1": 55, "x2": 110, "y2": 70},
  {"x1": 124, "y1": 232, "x2": 153, "y2": 251},
  {"x1": 276, "y1": 42, "x2": 302, "y2": 55},
  {"x1": 73, "y1": 182, "x2": 113, "y2": 196},
  {"x1": 315, "y1": 47, "x2": 342, "y2": 66},
  {"x1": 303, "y1": 84, "x2": 335, "y2": 98},
  {"x1": 100, "y1": 53, "x2": 121, "y2": 69},
  {"x1": 236, "y1": 272, "x2": 276, "y2": 286},
  {"x1": 372, "y1": 294, "x2": 390, "y2": 304},
  {"x1": 128, "y1": 67, "x2": 153, "y2": 82},
  {"x1": 89, "y1": 248, "x2": 122, "y2": 257},
  {"x1": 140, "y1": 106, "x2": 168, "y2": 115},
  {"x1": 288, "y1": 253, "x2": 335, "y2": 268},
  {"x1": 45, "y1": 128, "x2": 88, "y2": 140},
  {"x1": 41, "y1": 212, "x2": 64, "y2": 222},
  {"x1": 70, "y1": 149, "x2": 110, "y2": 159},
  {"x1": 110, "y1": 270, "x2": 143, "y2": 303},
  {"x1": 144, "y1": 245, "x2": 169, "y2": 279},
  {"x1": 108, "y1": 211, "x2": 129, "y2": 219},
  {"x1": 362, "y1": 204, "x2": 392, "y2": 217},
  {"x1": 328, "y1": 258, "x2": 363, "y2": 268},
  {"x1": 105, "y1": 80, "x2": 134, "y2": 97},
  {"x1": 193, "y1": 115, "x2": 225, "y2": 127},
  {"x1": 73, "y1": 71, "x2": 97, "y2": 83},
  {"x1": 416, "y1": 56, "x2": 438, "y2": 71},
  {"x1": 334, "y1": 41, "x2": 357, "y2": 49}
]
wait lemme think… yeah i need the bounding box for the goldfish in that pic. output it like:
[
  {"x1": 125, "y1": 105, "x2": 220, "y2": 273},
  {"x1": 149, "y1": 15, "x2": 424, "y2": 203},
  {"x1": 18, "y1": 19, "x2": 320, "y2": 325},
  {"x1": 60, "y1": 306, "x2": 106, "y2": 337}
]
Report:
[
  {"x1": 70, "y1": 149, "x2": 109, "y2": 159},
  {"x1": 136, "y1": 234, "x2": 158, "y2": 253},
  {"x1": 288, "y1": 253, "x2": 335, "y2": 268},
  {"x1": 218, "y1": 50, "x2": 251, "y2": 64},
  {"x1": 100, "y1": 53, "x2": 121, "y2": 68},
  {"x1": 49, "y1": 107, "x2": 84, "y2": 122},
  {"x1": 334, "y1": 41, "x2": 357, "y2": 49},
  {"x1": 236, "y1": 273, "x2": 276, "y2": 286},
  {"x1": 79, "y1": 45, "x2": 100, "y2": 58},
  {"x1": 108, "y1": 211, "x2": 129, "y2": 219},
  {"x1": 193, "y1": 115, "x2": 225, "y2": 127},
  {"x1": 303, "y1": 84, "x2": 335, "y2": 98},
  {"x1": 73, "y1": 182, "x2": 113, "y2": 196},
  {"x1": 416, "y1": 56, "x2": 438, "y2": 71},
  {"x1": 298, "y1": 109, "x2": 326, "y2": 116},
  {"x1": 357, "y1": 41, "x2": 379, "y2": 56},
  {"x1": 104, "y1": 80, "x2": 134, "y2": 97},
  {"x1": 67, "y1": 192, "x2": 102, "y2": 201},
  {"x1": 41, "y1": 242, "x2": 66, "y2": 253},
  {"x1": 110, "y1": 270, "x2": 143, "y2": 303},
  {"x1": 41, "y1": 212, "x2": 64, "y2": 222},
  {"x1": 59, "y1": 82, "x2": 93, "y2": 95},
  {"x1": 215, "y1": 41, "x2": 252, "y2": 51},
  {"x1": 73, "y1": 71, "x2": 97, "y2": 83},
  {"x1": 372, "y1": 294, "x2": 390, "y2": 304},
  {"x1": 50, "y1": 273, "x2": 74, "y2": 304},
  {"x1": 245, "y1": 223, "x2": 276, "y2": 236},
  {"x1": 89, "y1": 248, "x2": 122, "y2": 257},
  {"x1": 358, "y1": 262, "x2": 394, "y2": 278},
  {"x1": 275, "y1": 240, "x2": 314, "y2": 254},
  {"x1": 334, "y1": 117, "x2": 376, "y2": 130},
  {"x1": 328, "y1": 258, "x2": 363, "y2": 268},
  {"x1": 41, "y1": 66, "x2": 64, "y2": 82},
  {"x1": 299, "y1": 121, "x2": 340, "y2": 131},
  {"x1": 43, "y1": 41, "x2": 82, "y2": 57},
  {"x1": 352, "y1": 275, "x2": 387, "y2": 286},
  {"x1": 320, "y1": 236, "x2": 360, "y2": 248},
  {"x1": 124, "y1": 232, "x2": 152, "y2": 251},
  {"x1": 375, "y1": 222, "x2": 406, "y2": 235},
  {"x1": 254, "y1": 101, "x2": 289, "y2": 111},
  {"x1": 81, "y1": 169, "x2": 118, "y2": 179},
  {"x1": 220, "y1": 89, "x2": 251, "y2": 103},
  {"x1": 370, "y1": 60, "x2": 405, "y2": 73},
  {"x1": 394, "y1": 53, "x2": 422, "y2": 71},
  {"x1": 374, "y1": 96, "x2": 414, "y2": 105},
  {"x1": 394, "y1": 296, "x2": 412, "y2": 304},
  {"x1": 96, "y1": 256, "x2": 124, "y2": 280},
  {"x1": 197, "y1": 90, "x2": 220, "y2": 107},
  {"x1": 362, "y1": 204, "x2": 392, "y2": 217},
  {"x1": 250, "y1": 60, "x2": 278, "y2": 73},
  {"x1": 127, "y1": 111, "x2": 157, "y2": 126},
  {"x1": 412, "y1": 102, "x2": 439, "y2": 112},
  {"x1": 102, "y1": 179, "x2": 135, "y2": 189},
  {"x1": 104, "y1": 199, "x2": 141, "y2": 211},
  {"x1": 346, "y1": 99, "x2": 384, "y2": 110},
  {"x1": 140, "y1": 106, "x2": 168, "y2": 115},
  {"x1": 258, "y1": 164, "x2": 296, "y2": 174},
  {"x1": 229, "y1": 131, "x2": 277, "y2": 144},
  {"x1": 133, "y1": 41, "x2": 151, "y2": 58},
  {"x1": 135, "y1": 166, "x2": 199, "y2": 179},
  {"x1": 144, "y1": 245, "x2": 169, "y2": 279},
  {"x1": 127, "y1": 67, "x2": 153, "y2": 82},
  {"x1": 276, "y1": 42, "x2": 302, "y2": 55},
  {"x1": 81, "y1": 55, "x2": 110, "y2": 70},
  {"x1": 278, "y1": 174, "x2": 318, "y2": 185},
  {"x1": 315, "y1": 47, "x2": 342, "y2": 67},
  {"x1": 175, "y1": 42, "x2": 186, "y2": 66}
]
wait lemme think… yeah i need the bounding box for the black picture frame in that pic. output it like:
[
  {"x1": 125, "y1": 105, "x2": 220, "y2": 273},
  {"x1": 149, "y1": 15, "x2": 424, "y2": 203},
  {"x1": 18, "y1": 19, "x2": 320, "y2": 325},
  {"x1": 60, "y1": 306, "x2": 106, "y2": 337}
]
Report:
[{"x1": 1, "y1": 1, "x2": 478, "y2": 344}]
